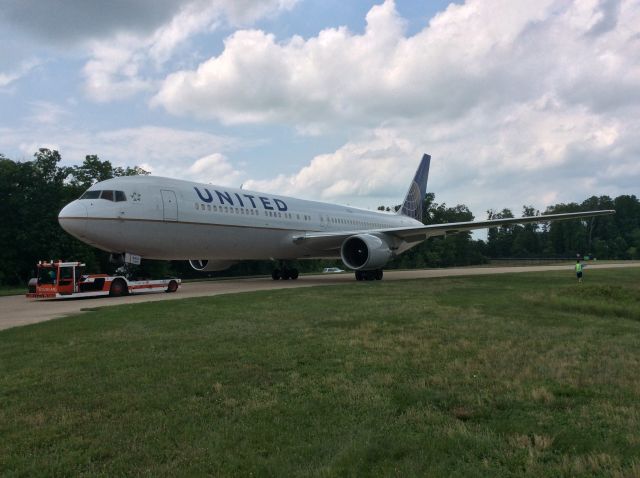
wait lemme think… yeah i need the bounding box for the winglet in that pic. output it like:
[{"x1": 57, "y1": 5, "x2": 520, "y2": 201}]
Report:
[{"x1": 398, "y1": 153, "x2": 431, "y2": 222}]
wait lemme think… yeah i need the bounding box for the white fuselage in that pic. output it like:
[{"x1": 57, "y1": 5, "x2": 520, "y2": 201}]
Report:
[{"x1": 58, "y1": 176, "x2": 422, "y2": 261}]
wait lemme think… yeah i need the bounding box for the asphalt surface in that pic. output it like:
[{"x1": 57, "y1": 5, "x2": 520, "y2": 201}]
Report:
[{"x1": 2, "y1": 262, "x2": 639, "y2": 332}]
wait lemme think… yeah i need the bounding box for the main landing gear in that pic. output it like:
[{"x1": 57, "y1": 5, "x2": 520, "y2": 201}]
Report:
[
  {"x1": 271, "y1": 266, "x2": 300, "y2": 280},
  {"x1": 355, "y1": 269, "x2": 383, "y2": 281}
]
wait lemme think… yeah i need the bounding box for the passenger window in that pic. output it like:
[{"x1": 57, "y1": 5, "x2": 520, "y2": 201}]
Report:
[
  {"x1": 115, "y1": 190, "x2": 127, "y2": 202},
  {"x1": 200, "y1": 204, "x2": 205, "y2": 210},
  {"x1": 195, "y1": 203, "x2": 199, "y2": 210},
  {"x1": 100, "y1": 190, "x2": 114, "y2": 201},
  {"x1": 207, "y1": 205, "x2": 211, "y2": 211}
]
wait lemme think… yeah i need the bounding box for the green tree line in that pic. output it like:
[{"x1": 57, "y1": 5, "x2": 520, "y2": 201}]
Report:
[
  {"x1": 380, "y1": 192, "x2": 640, "y2": 270},
  {"x1": 1, "y1": 150, "x2": 638, "y2": 285}
]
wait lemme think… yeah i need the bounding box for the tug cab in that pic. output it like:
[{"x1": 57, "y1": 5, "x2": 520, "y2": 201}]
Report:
[{"x1": 29, "y1": 261, "x2": 85, "y2": 297}]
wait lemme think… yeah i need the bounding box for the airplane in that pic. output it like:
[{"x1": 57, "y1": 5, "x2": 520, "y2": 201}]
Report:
[{"x1": 58, "y1": 154, "x2": 615, "y2": 281}]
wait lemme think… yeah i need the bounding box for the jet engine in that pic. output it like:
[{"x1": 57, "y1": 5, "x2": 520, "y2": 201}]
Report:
[
  {"x1": 340, "y1": 234, "x2": 392, "y2": 271},
  {"x1": 188, "y1": 260, "x2": 237, "y2": 272}
]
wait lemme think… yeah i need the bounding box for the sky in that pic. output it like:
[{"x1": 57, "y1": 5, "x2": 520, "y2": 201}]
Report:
[{"x1": 1, "y1": 0, "x2": 638, "y2": 218}]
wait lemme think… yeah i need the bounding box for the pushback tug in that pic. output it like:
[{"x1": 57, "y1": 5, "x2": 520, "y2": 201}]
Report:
[{"x1": 26, "y1": 260, "x2": 180, "y2": 299}]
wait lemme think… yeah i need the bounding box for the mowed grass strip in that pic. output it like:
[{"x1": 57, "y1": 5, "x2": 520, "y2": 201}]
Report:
[
  {"x1": 0, "y1": 287, "x2": 26, "y2": 297},
  {"x1": 1, "y1": 269, "x2": 640, "y2": 477}
]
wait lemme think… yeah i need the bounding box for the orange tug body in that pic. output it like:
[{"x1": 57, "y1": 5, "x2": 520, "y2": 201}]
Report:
[{"x1": 26, "y1": 261, "x2": 180, "y2": 299}]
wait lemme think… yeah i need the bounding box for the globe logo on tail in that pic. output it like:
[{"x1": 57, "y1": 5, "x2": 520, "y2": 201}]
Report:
[
  {"x1": 398, "y1": 154, "x2": 430, "y2": 223},
  {"x1": 400, "y1": 180, "x2": 423, "y2": 221}
]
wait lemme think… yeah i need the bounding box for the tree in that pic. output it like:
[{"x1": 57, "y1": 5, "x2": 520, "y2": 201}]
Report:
[
  {"x1": 386, "y1": 194, "x2": 486, "y2": 268},
  {"x1": 486, "y1": 208, "x2": 515, "y2": 257},
  {"x1": 114, "y1": 165, "x2": 151, "y2": 177},
  {"x1": 0, "y1": 149, "x2": 72, "y2": 284},
  {"x1": 0, "y1": 150, "x2": 151, "y2": 285},
  {"x1": 511, "y1": 205, "x2": 541, "y2": 256}
]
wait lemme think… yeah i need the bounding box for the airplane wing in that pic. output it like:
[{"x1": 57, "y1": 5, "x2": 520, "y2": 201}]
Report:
[{"x1": 292, "y1": 209, "x2": 615, "y2": 252}]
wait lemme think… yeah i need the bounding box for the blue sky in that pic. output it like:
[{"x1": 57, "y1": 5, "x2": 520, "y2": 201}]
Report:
[{"x1": 1, "y1": 0, "x2": 638, "y2": 216}]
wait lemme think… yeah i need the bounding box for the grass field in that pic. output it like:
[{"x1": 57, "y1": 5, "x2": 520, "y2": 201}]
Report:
[
  {"x1": 0, "y1": 286, "x2": 25, "y2": 297},
  {"x1": 1, "y1": 269, "x2": 640, "y2": 476}
]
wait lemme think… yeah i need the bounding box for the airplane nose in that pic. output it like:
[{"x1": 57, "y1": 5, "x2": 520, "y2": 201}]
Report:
[{"x1": 58, "y1": 201, "x2": 88, "y2": 238}]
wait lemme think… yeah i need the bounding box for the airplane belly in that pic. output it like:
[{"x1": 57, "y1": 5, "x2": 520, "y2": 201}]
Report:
[{"x1": 82, "y1": 219, "x2": 301, "y2": 260}]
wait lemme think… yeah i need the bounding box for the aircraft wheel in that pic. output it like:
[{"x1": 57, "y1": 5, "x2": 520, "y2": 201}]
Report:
[
  {"x1": 355, "y1": 271, "x2": 364, "y2": 281},
  {"x1": 166, "y1": 280, "x2": 178, "y2": 293},
  {"x1": 109, "y1": 279, "x2": 127, "y2": 297},
  {"x1": 375, "y1": 269, "x2": 383, "y2": 280},
  {"x1": 271, "y1": 269, "x2": 281, "y2": 280},
  {"x1": 290, "y1": 269, "x2": 299, "y2": 280},
  {"x1": 365, "y1": 271, "x2": 375, "y2": 281},
  {"x1": 282, "y1": 270, "x2": 290, "y2": 280}
]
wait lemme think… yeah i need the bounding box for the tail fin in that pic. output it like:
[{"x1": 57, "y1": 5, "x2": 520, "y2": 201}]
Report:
[{"x1": 399, "y1": 153, "x2": 430, "y2": 222}]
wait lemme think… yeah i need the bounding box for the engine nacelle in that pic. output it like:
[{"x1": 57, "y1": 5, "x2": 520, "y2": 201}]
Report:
[
  {"x1": 340, "y1": 234, "x2": 392, "y2": 271},
  {"x1": 188, "y1": 260, "x2": 237, "y2": 272}
]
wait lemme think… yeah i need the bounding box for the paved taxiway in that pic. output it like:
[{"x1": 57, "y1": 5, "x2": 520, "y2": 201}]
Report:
[{"x1": 2, "y1": 262, "x2": 639, "y2": 332}]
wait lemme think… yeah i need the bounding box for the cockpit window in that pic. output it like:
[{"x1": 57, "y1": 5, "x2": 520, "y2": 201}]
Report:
[
  {"x1": 80, "y1": 190, "x2": 101, "y2": 199},
  {"x1": 100, "y1": 190, "x2": 114, "y2": 201},
  {"x1": 79, "y1": 189, "x2": 127, "y2": 201}
]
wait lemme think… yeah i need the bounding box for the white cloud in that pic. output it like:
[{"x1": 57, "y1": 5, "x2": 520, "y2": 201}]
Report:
[
  {"x1": 3, "y1": 0, "x2": 638, "y2": 219},
  {"x1": 0, "y1": 59, "x2": 40, "y2": 88},
  {"x1": 0, "y1": 125, "x2": 242, "y2": 178},
  {"x1": 243, "y1": 96, "x2": 639, "y2": 215},
  {"x1": 154, "y1": 0, "x2": 640, "y2": 215},
  {"x1": 243, "y1": 130, "x2": 418, "y2": 205},
  {"x1": 153, "y1": 0, "x2": 640, "y2": 126},
  {"x1": 183, "y1": 152, "x2": 244, "y2": 186},
  {"x1": 83, "y1": 36, "x2": 155, "y2": 102},
  {"x1": 26, "y1": 101, "x2": 71, "y2": 125},
  {"x1": 81, "y1": 0, "x2": 299, "y2": 102}
]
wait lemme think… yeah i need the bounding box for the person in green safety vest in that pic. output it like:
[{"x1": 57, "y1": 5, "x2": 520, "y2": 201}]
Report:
[{"x1": 575, "y1": 259, "x2": 583, "y2": 283}]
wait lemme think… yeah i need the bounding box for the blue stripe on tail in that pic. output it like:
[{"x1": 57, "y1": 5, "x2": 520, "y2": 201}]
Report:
[{"x1": 399, "y1": 154, "x2": 431, "y2": 222}]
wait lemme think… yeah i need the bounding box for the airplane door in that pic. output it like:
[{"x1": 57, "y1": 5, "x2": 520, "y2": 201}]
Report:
[{"x1": 161, "y1": 190, "x2": 178, "y2": 221}]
